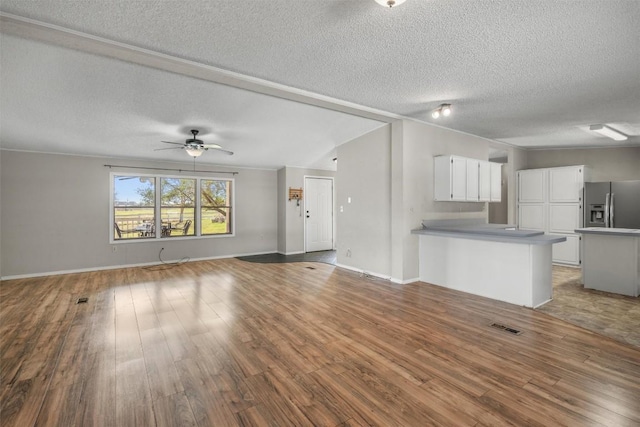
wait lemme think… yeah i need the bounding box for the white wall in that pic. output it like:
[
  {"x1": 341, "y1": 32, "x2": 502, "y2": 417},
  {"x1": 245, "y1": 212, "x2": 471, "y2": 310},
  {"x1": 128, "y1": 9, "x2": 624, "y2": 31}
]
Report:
[
  {"x1": 337, "y1": 126, "x2": 392, "y2": 277},
  {"x1": 525, "y1": 147, "x2": 640, "y2": 181},
  {"x1": 277, "y1": 166, "x2": 335, "y2": 254},
  {"x1": 0, "y1": 151, "x2": 278, "y2": 278}
]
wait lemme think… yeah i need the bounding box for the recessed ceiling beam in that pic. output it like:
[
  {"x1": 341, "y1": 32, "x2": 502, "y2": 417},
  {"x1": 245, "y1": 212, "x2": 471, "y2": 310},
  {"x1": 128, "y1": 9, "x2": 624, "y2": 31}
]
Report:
[{"x1": 0, "y1": 12, "x2": 398, "y2": 124}]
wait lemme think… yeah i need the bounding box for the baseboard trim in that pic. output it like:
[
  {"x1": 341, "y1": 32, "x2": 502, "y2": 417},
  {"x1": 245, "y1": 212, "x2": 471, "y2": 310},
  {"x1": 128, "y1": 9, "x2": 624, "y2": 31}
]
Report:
[
  {"x1": 335, "y1": 263, "x2": 391, "y2": 281},
  {"x1": 390, "y1": 277, "x2": 420, "y2": 285},
  {"x1": 0, "y1": 250, "x2": 276, "y2": 280},
  {"x1": 276, "y1": 251, "x2": 305, "y2": 256},
  {"x1": 533, "y1": 298, "x2": 553, "y2": 309}
]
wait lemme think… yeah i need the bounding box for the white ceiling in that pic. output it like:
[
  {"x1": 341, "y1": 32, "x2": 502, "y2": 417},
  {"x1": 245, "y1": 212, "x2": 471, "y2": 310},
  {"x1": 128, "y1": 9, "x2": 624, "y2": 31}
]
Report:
[{"x1": 1, "y1": 1, "x2": 639, "y2": 170}]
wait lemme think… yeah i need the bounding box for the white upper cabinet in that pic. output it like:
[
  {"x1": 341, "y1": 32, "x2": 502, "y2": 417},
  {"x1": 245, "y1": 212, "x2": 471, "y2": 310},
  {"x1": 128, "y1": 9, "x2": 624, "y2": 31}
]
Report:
[
  {"x1": 435, "y1": 155, "x2": 467, "y2": 201},
  {"x1": 518, "y1": 169, "x2": 546, "y2": 203},
  {"x1": 451, "y1": 156, "x2": 467, "y2": 201},
  {"x1": 549, "y1": 166, "x2": 584, "y2": 203},
  {"x1": 479, "y1": 161, "x2": 491, "y2": 202},
  {"x1": 434, "y1": 156, "x2": 500, "y2": 202},
  {"x1": 466, "y1": 159, "x2": 480, "y2": 201},
  {"x1": 490, "y1": 162, "x2": 502, "y2": 202}
]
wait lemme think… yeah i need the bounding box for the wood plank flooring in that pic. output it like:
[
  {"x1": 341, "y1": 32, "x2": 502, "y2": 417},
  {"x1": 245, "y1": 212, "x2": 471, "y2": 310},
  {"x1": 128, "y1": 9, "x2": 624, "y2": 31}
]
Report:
[{"x1": 1, "y1": 259, "x2": 639, "y2": 426}]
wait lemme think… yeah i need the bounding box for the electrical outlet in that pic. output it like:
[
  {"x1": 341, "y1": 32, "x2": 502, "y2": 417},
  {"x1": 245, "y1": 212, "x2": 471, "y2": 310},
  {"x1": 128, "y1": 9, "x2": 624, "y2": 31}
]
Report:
[
  {"x1": 346, "y1": 249, "x2": 352, "y2": 258},
  {"x1": 112, "y1": 246, "x2": 117, "y2": 252}
]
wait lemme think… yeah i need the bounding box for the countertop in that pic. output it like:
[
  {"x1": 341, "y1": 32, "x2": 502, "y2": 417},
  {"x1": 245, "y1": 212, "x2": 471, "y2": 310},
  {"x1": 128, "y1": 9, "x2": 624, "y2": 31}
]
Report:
[
  {"x1": 412, "y1": 219, "x2": 566, "y2": 245},
  {"x1": 575, "y1": 227, "x2": 640, "y2": 237}
]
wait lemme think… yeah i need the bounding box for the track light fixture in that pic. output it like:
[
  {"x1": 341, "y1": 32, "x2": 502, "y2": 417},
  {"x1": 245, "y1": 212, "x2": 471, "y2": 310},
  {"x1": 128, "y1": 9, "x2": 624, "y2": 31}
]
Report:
[{"x1": 432, "y1": 104, "x2": 452, "y2": 119}]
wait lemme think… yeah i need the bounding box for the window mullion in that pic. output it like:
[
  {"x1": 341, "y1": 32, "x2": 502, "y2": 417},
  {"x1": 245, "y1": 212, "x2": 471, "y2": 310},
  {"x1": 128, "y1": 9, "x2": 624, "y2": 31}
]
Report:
[
  {"x1": 195, "y1": 178, "x2": 201, "y2": 236},
  {"x1": 155, "y1": 176, "x2": 161, "y2": 239}
]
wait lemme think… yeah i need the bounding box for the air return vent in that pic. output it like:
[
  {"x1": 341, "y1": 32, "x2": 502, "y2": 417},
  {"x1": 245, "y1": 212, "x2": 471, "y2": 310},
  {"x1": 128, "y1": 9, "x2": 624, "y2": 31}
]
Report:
[
  {"x1": 490, "y1": 322, "x2": 522, "y2": 335},
  {"x1": 76, "y1": 297, "x2": 88, "y2": 304}
]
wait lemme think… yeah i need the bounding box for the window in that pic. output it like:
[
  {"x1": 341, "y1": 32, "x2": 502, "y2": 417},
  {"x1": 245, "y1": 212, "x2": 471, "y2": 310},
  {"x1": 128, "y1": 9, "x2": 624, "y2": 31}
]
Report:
[
  {"x1": 161, "y1": 178, "x2": 195, "y2": 238},
  {"x1": 111, "y1": 173, "x2": 234, "y2": 241},
  {"x1": 201, "y1": 179, "x2": 232, "y2": 235},
  {"x1": 113, "y1": 176, "x2": 156, "y2": 240}
]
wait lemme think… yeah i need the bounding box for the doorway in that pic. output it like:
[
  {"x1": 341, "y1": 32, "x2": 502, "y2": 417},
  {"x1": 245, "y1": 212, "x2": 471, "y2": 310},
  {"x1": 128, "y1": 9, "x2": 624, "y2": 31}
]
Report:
[{"x1": 304, "y1": 177, "x2": 334, "y2": 252}]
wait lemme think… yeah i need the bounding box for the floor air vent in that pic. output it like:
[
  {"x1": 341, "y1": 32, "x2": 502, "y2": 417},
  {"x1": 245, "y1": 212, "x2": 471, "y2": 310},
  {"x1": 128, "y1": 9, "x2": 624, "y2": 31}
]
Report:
[
  {"x1": 76, "y1": 297, "x2": 89, "y2": 304},
  {"x1": 305, "y1": 266, "x2": 316, "y2": 270},
  {"x1": 490, "y1": 322, "x2": 522, "y2": 335}
]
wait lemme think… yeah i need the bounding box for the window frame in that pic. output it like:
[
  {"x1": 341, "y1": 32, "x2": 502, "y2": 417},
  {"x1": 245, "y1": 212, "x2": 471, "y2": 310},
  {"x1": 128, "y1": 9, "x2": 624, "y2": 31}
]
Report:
[{"x1": 110, "y1": 172, "x2": 235, "y2": 244}]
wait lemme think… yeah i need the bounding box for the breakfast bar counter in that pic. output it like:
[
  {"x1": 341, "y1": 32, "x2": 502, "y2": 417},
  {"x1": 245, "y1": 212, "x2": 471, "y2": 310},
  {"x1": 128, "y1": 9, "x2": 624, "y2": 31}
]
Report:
[{"x1": 412, "y1": 219, "x2": 566, "y2": 308}]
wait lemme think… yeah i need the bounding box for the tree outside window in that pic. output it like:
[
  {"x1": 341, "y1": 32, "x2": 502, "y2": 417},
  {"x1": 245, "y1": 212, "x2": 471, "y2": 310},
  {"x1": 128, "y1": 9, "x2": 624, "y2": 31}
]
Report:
[
  {"x1": 160, "y1": 178, "x2": 196, "y2": 237},
  {"x1": 201, "y1": 179, "x2": 232, "y2": 235}
]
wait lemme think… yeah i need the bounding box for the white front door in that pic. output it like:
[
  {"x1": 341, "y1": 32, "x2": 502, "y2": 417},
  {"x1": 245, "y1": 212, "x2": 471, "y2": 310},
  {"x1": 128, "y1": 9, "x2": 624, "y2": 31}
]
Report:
[{"x1": 305, "y1": 177, "x2": 333, "y2": 252}]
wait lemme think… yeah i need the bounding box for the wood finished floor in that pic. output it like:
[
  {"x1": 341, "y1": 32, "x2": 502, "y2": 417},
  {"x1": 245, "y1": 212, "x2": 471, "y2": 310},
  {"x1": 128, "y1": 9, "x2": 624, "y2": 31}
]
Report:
[
  {"x1": 1, "y1": 259, "x2": 639, "y2": 426},
  {"x1": 538, "y1": 266, "x2": 640, "y2": 348}
]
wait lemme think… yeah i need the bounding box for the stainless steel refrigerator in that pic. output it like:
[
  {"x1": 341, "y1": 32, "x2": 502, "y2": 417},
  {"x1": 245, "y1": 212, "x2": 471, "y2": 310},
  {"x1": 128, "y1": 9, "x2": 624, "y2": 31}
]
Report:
[{"x1": 584, "y1": 181, "x2": 640, "y2": 228}]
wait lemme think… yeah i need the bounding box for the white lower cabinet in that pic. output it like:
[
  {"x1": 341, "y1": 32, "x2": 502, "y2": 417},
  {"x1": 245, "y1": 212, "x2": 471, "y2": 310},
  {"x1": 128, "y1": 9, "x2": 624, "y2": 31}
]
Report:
[
  {"x1": 549, "y1": 204, "x2": 581, "y2": 234},
  {"x1": 518, "y1": 204, "x2": 546, "y2": 231},
  {"x1": 550, "y1": 234, "x2": 581, "y2": 265}
]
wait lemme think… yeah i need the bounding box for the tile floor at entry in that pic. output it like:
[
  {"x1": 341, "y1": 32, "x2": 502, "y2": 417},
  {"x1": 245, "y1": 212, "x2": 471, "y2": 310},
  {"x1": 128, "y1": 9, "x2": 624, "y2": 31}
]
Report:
[{"x1": 537, "y1": 266, "x2": 640, "y2": 348}]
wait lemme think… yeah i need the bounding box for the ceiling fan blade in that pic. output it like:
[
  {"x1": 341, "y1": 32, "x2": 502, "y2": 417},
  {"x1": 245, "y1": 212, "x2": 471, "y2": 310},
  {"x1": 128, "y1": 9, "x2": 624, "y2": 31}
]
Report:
[
  {"x1": 202, "y1": 144, "x2": 222, "y2": 149},
  {"x1": 161, "y1": 141, "x2": 184, "y2": 145},
  {"x1": 209, "y1": 147, "x2": 234, "y2": 155},
  {"x1": 154, "y1": 146, "x2": 184, "y2": 151}
]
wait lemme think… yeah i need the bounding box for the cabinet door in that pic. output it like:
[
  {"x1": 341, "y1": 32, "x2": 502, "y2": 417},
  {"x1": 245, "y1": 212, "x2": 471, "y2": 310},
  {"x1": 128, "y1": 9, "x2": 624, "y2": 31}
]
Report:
[
  {"x1": 490, "y1": 162, "x2": 502, "y2": 202},
  {"x1": 551, "y1": 234, "x2": 580, "y2": 265},
  {"x1": 451, "y1": 156, "x2": 467, "y2": 201},
  {"x1": 518, "y1": 169, "x2": 546, "y2": 203},
  {"x1": 549, "y1": 166, "x2": 583, "y2": 203},
  {"x1": 549, "y1": 204, "x2": 581, "y2": 233},
  {"x1": 478, "y1": 161, "x2": 491, "y2": 202},
  {"x1": 466, "y1": 159, "x2": 479, "y2": 201},
  {"x1": 518, "y1": 204, "x2": 546, "y2": 231}
]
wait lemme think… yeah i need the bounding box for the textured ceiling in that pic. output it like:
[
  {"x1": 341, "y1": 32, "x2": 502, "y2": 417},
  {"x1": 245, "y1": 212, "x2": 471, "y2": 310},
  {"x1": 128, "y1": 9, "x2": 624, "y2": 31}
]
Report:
[{"x1": 1, "y1": 0, "x2": 639, "y2": 169}]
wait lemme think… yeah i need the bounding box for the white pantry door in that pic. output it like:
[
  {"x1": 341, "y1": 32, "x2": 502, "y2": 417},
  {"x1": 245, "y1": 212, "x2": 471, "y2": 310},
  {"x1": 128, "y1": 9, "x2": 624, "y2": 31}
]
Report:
[{"x1": 305, "y1": 177, "x2": 333, "y2": 252}]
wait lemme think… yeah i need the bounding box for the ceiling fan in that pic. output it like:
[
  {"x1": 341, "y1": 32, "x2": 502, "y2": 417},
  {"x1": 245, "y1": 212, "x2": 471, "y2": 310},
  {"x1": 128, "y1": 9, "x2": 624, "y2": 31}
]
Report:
[{"x1": 155, "y1": 129, "x2": 234, "y2": 157}]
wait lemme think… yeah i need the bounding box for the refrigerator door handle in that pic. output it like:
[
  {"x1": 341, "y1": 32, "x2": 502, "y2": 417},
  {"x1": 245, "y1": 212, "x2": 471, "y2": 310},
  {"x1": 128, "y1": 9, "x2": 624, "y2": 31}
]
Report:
[
  {"x1": 610, "y1": 193, "x2": 615, "y2": 228},
  {"x1": 604, "y1": 192, "x2": 610, "y2": 227}
]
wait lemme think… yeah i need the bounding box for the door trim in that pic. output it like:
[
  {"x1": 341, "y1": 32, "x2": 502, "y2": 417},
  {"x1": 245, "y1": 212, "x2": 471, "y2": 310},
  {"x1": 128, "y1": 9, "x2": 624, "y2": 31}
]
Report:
[{"x1": 304, "y1": 176, "x2": 335, "y2": 253}]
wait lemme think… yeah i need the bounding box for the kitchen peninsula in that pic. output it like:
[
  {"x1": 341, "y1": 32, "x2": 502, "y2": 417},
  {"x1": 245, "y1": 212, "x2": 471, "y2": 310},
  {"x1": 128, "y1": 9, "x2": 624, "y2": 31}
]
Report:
[
  {"x1": 412, "y1": 219, "x2": 566, "y2": 308},
  {"x1": 575, "y1": 227, "x2": 640, "y2": 297}
]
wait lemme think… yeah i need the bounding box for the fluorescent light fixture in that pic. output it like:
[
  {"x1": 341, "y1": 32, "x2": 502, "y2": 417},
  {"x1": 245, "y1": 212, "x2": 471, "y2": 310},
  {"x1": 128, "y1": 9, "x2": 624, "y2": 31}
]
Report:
[
  {"x1": 589, "y1": 124, "x2": 628, "y2": 141},
  {"x1": 374, "y1": 0, "x2": 407, "y2": 7},
  {"x1": 185, "y1": 147, "x2": 204, "y2": 157}
]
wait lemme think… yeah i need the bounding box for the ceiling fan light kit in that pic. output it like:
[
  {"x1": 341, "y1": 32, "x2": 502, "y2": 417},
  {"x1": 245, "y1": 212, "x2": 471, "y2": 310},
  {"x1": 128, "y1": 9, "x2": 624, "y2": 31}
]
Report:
[
  {"x1": 432, "y1": 103, "x2": 452, "y2": 119},
  {"x1": 185, "y1": 147, "x2": 204, "y2": 157},
  {"x1": 156, "y1": 129, "x2": 234, "y2": 157},
  {"x1": 589, "y1": 124, "x2": 628, "y2": 141}
]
